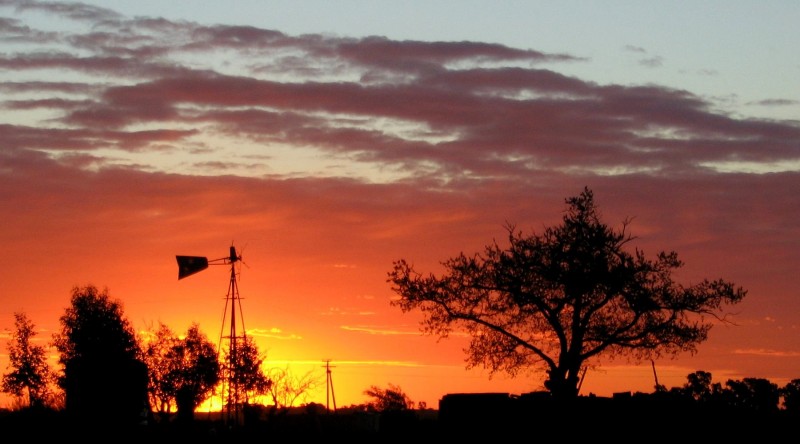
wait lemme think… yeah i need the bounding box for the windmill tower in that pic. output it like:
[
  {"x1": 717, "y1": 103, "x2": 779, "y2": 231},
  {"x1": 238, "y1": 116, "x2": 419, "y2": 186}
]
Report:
[{"x1": 176, "y1": 245, "x2": 247, "y2": 426}]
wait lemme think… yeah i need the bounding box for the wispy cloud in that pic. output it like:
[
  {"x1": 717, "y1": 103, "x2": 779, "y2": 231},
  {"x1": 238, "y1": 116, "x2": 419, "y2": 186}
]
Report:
[
  {"x1": 341, "y1": 325, "x2": 420, "y2": 335},
  {"x1": 265, "y1": 358, "x2": 438, "y2": 368},
  {"x1": 749, "y1": 98, "x2": 799, "y2": 107},
  {"x1": 733, "y1": 349, "x2": 800, "y2": 358},
  {"x1": 247, "y1": 327, "x2": 302, "y2": 340}
]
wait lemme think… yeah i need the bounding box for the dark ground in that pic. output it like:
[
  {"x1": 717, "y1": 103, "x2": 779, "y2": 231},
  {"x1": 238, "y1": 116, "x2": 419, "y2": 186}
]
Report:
[{"x1": 1, "y1": 397, "x2": 795, "y2": 443}]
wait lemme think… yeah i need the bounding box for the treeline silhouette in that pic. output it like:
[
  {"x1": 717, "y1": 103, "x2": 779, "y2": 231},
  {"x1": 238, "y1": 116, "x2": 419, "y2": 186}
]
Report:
[
  {"x1": 2, "y1": 369, "x2": 799, "y2": 441},
  {"x1": 439, "y1": 375, "x2": 800, "y2": 440},
  {"x1": 3, "y1": 284, "x2": 798, "y2": 440}
]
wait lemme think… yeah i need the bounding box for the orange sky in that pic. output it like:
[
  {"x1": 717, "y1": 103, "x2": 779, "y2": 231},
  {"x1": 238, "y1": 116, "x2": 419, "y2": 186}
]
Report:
[{"x1": 1, "y1": 1, "x2": 799, "y2": 410}]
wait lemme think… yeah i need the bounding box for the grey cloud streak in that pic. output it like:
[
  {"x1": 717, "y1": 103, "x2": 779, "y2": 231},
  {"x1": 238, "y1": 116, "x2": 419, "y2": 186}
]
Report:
[{"x1": 1, "y1": 2, "x2": 797, "y2": 184}]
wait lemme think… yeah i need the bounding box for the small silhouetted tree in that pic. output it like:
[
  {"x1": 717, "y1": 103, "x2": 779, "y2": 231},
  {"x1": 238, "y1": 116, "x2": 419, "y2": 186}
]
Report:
[
  {"x1": 364, "y1": 383, "x2": 413, "y2": 412},
  {"x1": 666, "y1": 370, "x2": 728, "y2": 410},
  {"x1": 364, "y1": 383, "x2": 416, "y2": 434},
  {"x1": 265, "y1": 366, "x2": 320, "y2": 409},
  {"x1": 223, "y1": 336, "x2": 271, "y2": 406},
  {"x1": 156, "y1": 323, "x2": 220, "y2": 423},
  {"x1": 683, "y1": 370, "x2": 721, "y2": 402},
  {"x1": 1, "y1": 312, "x2": 55, "y2": 409},
  {"x1": 388, "y1": 187, "x2": 747, "y2": 400},
  {"x1": 142, "y1": 322, "x2": 181, "y2": 420},
  {"x1": 781, "y1": 379, "x2": 800, "y2": 413},
  {"x1": 52, "y1": 285, "x2": 148, "y2": 425}
]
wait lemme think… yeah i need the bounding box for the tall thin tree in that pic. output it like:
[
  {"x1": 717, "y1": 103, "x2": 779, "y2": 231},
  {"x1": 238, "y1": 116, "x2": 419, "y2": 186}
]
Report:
[{"x1": 1, "y1": 312, "x2": 54, "y2": 409}]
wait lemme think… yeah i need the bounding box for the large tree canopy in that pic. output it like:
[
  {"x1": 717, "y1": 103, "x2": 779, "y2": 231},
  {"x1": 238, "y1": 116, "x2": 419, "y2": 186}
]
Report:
[
  {"x1": 52, "y1": 285, "x2": 148, "y2": 424},
  {"x1": 388, "y1": 187, "x2": 747, "y2": 399},
  {"x1": 52, "y1": 285, "x2": 141, "y2": 365}
]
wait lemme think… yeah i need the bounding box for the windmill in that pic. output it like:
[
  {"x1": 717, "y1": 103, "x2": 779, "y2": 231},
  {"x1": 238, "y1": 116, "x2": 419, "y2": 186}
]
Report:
[{"x1": 176, "y1": 245, "x2": 247, "y2": 426}]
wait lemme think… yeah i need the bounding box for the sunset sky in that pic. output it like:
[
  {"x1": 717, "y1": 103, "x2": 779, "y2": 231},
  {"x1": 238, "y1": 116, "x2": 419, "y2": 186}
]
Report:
[{"x1": 1, "y1": 0, "x2": 799, "y2": 410}]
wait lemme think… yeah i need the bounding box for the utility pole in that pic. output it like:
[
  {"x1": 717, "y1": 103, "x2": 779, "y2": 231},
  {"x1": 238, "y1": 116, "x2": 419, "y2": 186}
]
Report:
[
  {"x1": 323, "y1": 359, "x2": 337, "y2": 412},
  {"x1": 651, "y1": 359, "x2": 662, "y2": 391}
]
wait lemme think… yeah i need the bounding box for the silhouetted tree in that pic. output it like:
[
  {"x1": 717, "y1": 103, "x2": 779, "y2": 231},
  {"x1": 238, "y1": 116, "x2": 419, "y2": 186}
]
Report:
[
  {"x1": 722, "y1": 377, "x2": 780, "y2": 413},
  {"x1": 265, "y1": 366, "x2": 320, "y2": 409},
  {"x1": 682, "y1": 370, "x2": 723, "y2": 402},
  {"x1": 222, "y1": 336, "x2": 271, "y2": 406},
  {"x1": 781, "y1": 379, "x2": 800, "y2": 413},
  {"x1": 143, "y1": 322, "x2": 219, "y2": 423},
  {"x1": 142, "y1": 322, "x2": 180, "y2": 419},
  {"x1": 51, "y1": 285, "x2": 148, "y2": 426},
  {"x1": 663, "y1": 369, "x2": 729, "y2": 411},
  {"x1": 388, "y1": 187, "x2": 747, "y2": 400},
  {"x1": 364, "y1": 383, "x2": 417, "y2": 435},
  {"x1": 1, "y1": 312, "x2": 56, "y2": 409},
  {"x1": 364, "y1": 384, "x2": 413, "y2": 412}
]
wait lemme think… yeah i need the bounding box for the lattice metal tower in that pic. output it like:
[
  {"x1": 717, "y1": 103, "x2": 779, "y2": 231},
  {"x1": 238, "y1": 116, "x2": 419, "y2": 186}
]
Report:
[{"x1": 177, "y1": 245, "x2": 248, "y2": 427}]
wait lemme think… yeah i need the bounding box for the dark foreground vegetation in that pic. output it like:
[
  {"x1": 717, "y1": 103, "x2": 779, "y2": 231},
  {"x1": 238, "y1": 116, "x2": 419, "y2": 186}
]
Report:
[
  {"x1": 438, "y1": 391, "x2": 798, "y2": 440},
  {"x1": 2, "y1": 390, "x2": 797, "y2": 442}
]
